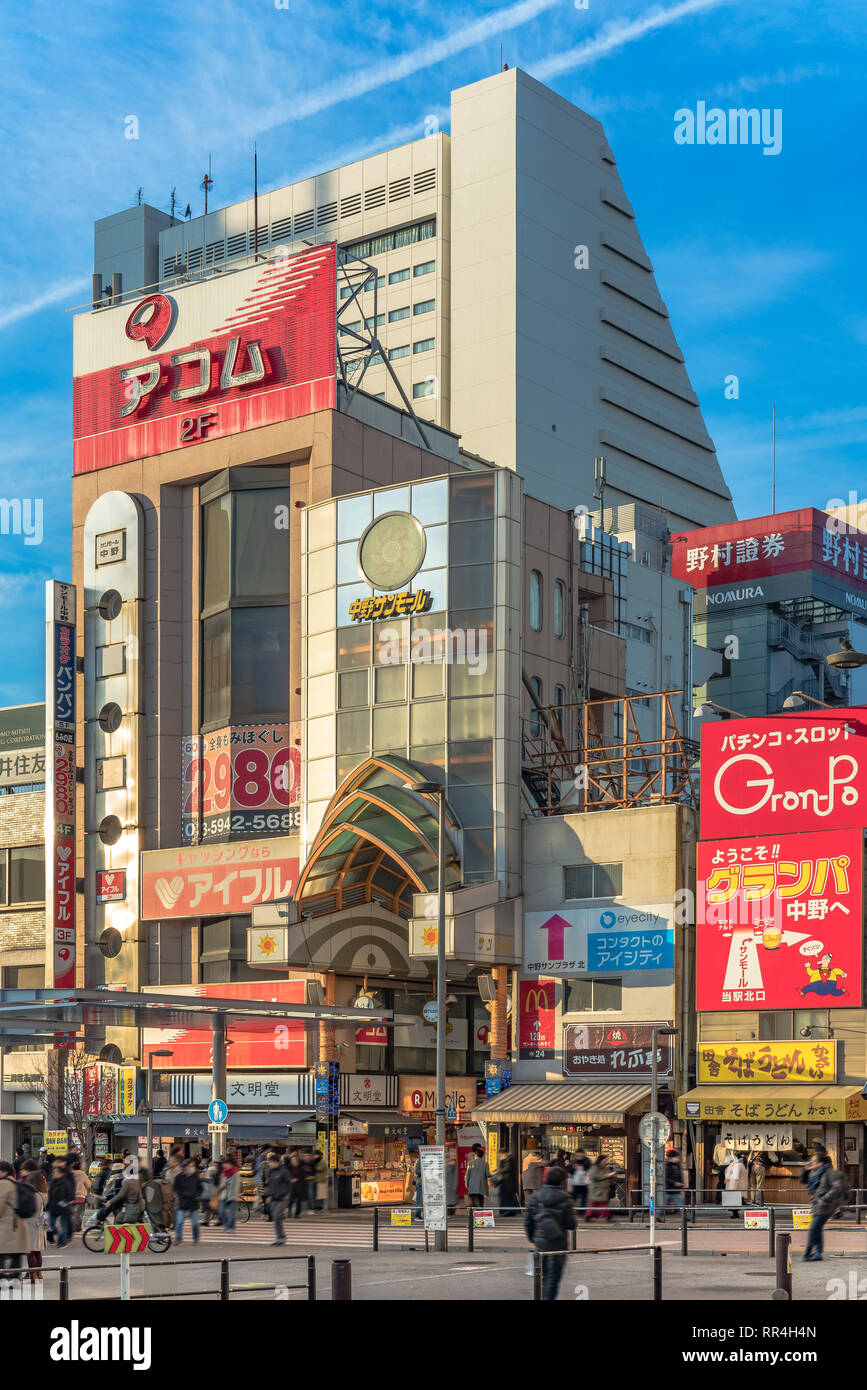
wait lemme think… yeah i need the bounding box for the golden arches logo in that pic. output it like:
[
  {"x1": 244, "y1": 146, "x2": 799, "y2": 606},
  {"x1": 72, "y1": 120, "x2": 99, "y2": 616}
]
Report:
[{"x1": 523, "y1": 986, "x2": 552, "y2": 1012}]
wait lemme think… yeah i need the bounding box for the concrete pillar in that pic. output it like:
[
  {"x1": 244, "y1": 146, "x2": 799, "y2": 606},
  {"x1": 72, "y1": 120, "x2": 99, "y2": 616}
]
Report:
[
  {"x1": 490, "y1": 967, "x2": 508, "y2": 1062},
  {"x1": 319, "y1": 972, "x2": 336, "y2": 1060}
]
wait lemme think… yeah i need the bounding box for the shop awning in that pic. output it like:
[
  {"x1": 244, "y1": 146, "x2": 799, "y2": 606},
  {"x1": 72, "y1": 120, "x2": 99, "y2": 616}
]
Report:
[
  {"x1": 677, "y1": 1086, "x2": 867, "y2": 1123},
  {"x1": 113, "y1": 1110, "x2": 314, "y2": 1136},
  {"x1": 342, "y1": 1110, "x2": 416, "y2": 1128},
  {"x1": 470, "y1": 1083, "x2": 651, "y2": 1125}
]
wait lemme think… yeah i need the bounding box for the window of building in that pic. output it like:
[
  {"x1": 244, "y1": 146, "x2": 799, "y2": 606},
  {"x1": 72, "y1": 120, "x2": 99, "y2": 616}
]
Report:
[
  {"x1": 388, "y1": 268, "x2": 410, "y2": 285},
  {"x1": 553, "y1": 684, "x2": 566, "y2": 725},
  {"x1": 0, "y1": 845, "x2": 45, "y2": 905},
  {"x1": 413, "y1": 338, "x2": 435, "y2": 354},
  {"x1": 564, "y1": 862, "x2": 623, "y2": 899},
  {"x1": 414, "y1": 260, "x2": 435, "y2": 277},
  {"x1": 553, "y1": 579, "x2": 566, "y2": 638},
  {"x1": 366, "y1": 274, "x2": 385, "y2": 291},
  {"x1": 757, "y1": 1012, "x2": 794, "y2": 1040},
  {"x1": 388, "y1": 345, "x2": 410, "y2": 361},
  {"x1": 529, "y1": 676, "x2": 543, "y2": 738},
  {"x1": 565, "y1": 978, "x2": 622, "y2": 1012},
  {"x1": 339, "y1": 320, "x2": 361, "y2": 334},
  {"x1": 388, "y1": 307, "x2": 409, "y2": 322},
  {"x1": 2, "y1": 965, "x2": 44, "y2": 988},
  {"x1": 344, "y1": 219, "x2": 435, "y2": 261},
  {"x1": 413, "y1": 299, "x2": 434, "y2": 316},
  {"x1": 339, "y1": 286, "x2": 353, "y2": 300},
  {"x1": 365, "y1": 314, "x2": 385, "y2": 329},
  {"x1": 529, "y1": 570, "x2": 543, "y2": 631},
  {"x1": 413, "y1": 380, "x2": 435, "y2": 399}
]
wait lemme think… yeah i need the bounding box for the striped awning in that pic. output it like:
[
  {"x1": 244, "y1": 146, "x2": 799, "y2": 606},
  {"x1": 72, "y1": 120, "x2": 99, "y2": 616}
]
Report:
[{"x1": 470, "y1": 1083, "x2": 651, "y2": 1125}]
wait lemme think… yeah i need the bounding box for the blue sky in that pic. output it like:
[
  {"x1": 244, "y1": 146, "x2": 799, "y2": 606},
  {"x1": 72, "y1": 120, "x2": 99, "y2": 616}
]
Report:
[{"x1": 0, "y1": 0, "x2": 864, "y2": 703}]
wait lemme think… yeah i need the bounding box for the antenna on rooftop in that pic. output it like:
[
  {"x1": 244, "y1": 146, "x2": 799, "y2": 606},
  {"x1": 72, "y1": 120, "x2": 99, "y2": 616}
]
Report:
[
  {"x1": 136, "y1": 187, "x2": 143, "y2": 206},
  {"x1": 594, "y1": 455, "x2": 607, "y2": 532},
  {"x1": 253, "y1": 143, "x2": 259, "y2": 262},
  {"x1": 170, "y1": 187, "x2": 177, "y2": 219},
  {"x1": 771, "y1": 402, "x2": 776, "y2": 514},
  {"x1": 201, "y1": 156, "x2": 214, "y2": 215}
]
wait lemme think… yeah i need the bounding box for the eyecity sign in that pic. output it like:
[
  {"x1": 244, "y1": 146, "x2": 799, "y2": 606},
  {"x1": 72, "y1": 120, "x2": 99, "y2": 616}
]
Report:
[
  {"x1": 699, "y1": 709, "x2": 867, "y2": 840},
  {"x1": 72, "y1": 243, "x2": 336, "y2": 473}
]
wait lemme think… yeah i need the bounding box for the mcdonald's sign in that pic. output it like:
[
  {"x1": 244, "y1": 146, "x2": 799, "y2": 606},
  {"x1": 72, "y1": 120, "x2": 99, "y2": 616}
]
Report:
[{"x1": 519, "y1": 978, "x2": 556, "y2": 1059}]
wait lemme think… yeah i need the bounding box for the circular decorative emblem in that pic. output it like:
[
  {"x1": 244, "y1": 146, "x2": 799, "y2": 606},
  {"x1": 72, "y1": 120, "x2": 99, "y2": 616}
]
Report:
[
  {"x1": 125, "y1": 293, "x2": 173, "y2": 350},
  {"x1": 357, "y1": 511, "x2": 426, "y2": 592}
]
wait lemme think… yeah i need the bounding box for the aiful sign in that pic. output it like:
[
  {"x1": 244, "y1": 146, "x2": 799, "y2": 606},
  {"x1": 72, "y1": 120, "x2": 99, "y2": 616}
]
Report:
[{"x1": 72, "y1": 244, "x2": 336, "y2": 474}]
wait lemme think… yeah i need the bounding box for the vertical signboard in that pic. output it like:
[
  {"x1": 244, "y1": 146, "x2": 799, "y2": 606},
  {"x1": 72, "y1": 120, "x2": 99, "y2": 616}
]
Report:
[
  {"x1": 419, "y1": 1145, "x2": 447, "y2": 1231},
  {"x1": 518, "y1": 979, "x2": 556, "y2": 1059},
  {"x1": 45, "y1": 581, "x2": 76, "y2": 989}
]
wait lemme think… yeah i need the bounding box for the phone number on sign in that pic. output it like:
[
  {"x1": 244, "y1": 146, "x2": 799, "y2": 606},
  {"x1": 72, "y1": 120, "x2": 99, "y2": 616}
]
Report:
[{"x1": 182, "y1": 811, "x2": 299, "y2": 842}]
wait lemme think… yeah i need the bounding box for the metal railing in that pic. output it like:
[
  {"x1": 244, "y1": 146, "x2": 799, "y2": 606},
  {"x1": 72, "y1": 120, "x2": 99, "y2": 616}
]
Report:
[{"x1": 13, "y1": 1253, "x2": 317, "y2": 1302}]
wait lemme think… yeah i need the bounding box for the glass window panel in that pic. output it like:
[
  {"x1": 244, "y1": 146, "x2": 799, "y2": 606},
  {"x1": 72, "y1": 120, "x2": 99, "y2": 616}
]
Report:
[
  {"x1": 416, "y1": 568, "x2": 446, "y2": 611},
  {"x1": 374, "y1": 617, "x2": 408, "y2": 663},
  {"x1": 410, "y1": 479, "x2": 448, "y2": 526},
  {"x1": 450, "y1": 473, "x2": 495, "y2": 522},
  {"x1": 450, "y1": 696, "x2": 493, "y2": 741},
  {"x1": 307, "y1": 630, "x2": 336, "y2": 676},
  {"x1": 463, "y1": 828, "x2": 494, "y2": 881},
  {"x1": 373, "y1": 704, "x2": 407, "y2": 752},
  {"x1": 592, "y1": 979, "x2": 623, "y2": 1011},
  {"x1": 337, "y1": 541, "x2": 361, "y2": 586},
  {"x1": 374, "y1": 486, "x2": 410, "y2": 517},
  {"x1": 307, "y1": 502, "x2": 336, "y2": 551},
  {"x1": 530, "y1": 571, "x2": 543, "y2": 631},
  {"x1": 410, "y1": 701, "x2": 444, "y2": 746},
  {"x1": 10, "y1": 846, "x2": 43, "y2": 903},
  {"x1": 375, "y1": 665, "x2": 406, "y2": 702},
  {"x1": 529, "y1": 676, "x2": 542, "y2": 737},
  {"x1": 447, "y1": 783, "x2": 492, "y2": 827},
  {"x1": 565, "y1": 979, "x2": 592, "y2": 1013},
  {"x1": 409, "y1": 744, "x2": 446, "y2": 774},
  {"x1": 338, "y1": 670, "x2": 369, "y2": 708},
  {"x1": 449, "y1": 565, "x2": 492, "y2": 610},
  {"x1": 307, "y1": 546, "x2": 336, "y2": 594},
  {"x1": 594, "y1": 862, "x2": 623, "y2": 897},
  {"x1": 230, "y1": 607, "x2": 288, "y2": 722},
  {"x1": 414, "y1": 260, "x2": 435, "y2": 277},
  {"x1": 202, "y1": 495, "x2": 231, "y2": 611},
  {"x1": 388, "y1": 306, "x2": 410, "y2": 322},
  {"x1": 554, "y1": 579, "x2": 566, "y2": 638},
  {"x1": 337, "y1": 494, "x2": 371, "y2": 542},
  {"x1": 337, "y1": 625, "x2": 371, "y2": 669},
  {"x1": 450, "y1": 520, "x2": 493, "y2": 566},
  {"x1": 336, "y1": 752, "x2": 366, "y2": 784},
  {"x1": 233, "y1": 489, "x2": 289, "y2": 598},
  {"x1": 413, "y1": 380, "x2": 436, "y2": 399},
  {"x1": 306, "y1": 757, "x2": 335, "y2": 802},
  {"x1": 338, "y1": 583, "x2": 371, "y2": 623},
  {"x1": 450, "y1": 649, "x2": 493, "y2": 696},
  {"x1": 448, "y1": 739, "x2": 493, "y2": 786},
  {"x1": 307, "y1": 590, "x2": 334, "y2": 636},
  {"x1": 412, "y1": 661, "x2": 443, "y2": 698},
  {"x1": 0, "y1": 854, "x2": 7, "y2": 905},
  {"x1": 417, "y1": 524, "x2": 447, "y2": 571},
  {"x1": 413, "y1": 299, "x2": 434, "y2": 315},
  {"x1": 336, "y1": 711, "x2": 369, "y2": 755},
  {"x1": 202, "y1": 610, "x2": 230, "y2": 726}
]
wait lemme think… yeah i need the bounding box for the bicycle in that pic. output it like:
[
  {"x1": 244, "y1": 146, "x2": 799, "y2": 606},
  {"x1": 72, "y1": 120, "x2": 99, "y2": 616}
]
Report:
[{"x1": 81, "y1": 1211, "x2": 172, "y2": 1254}]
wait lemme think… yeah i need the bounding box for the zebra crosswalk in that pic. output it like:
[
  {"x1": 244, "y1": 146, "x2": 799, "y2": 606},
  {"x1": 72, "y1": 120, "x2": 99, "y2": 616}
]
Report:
[{"x1": 191, "y1": 1214, "x2": 528, "y2": 1251}]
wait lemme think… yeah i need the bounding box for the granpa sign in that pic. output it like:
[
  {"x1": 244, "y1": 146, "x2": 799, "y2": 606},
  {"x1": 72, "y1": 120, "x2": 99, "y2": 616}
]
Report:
[{"x1": 700, "y1": 709, "x2": 867, "y2": 840}]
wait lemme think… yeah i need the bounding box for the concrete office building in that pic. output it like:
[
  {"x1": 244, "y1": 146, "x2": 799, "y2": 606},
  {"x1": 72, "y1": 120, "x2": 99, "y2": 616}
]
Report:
[{"x1": 93, "y1": 67, "x2": 734, "y2": 530}]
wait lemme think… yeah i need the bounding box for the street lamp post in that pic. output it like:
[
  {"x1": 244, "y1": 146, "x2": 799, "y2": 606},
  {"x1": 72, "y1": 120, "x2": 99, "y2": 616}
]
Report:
[
  {"x1": 649, "y1": 1025, "x2": 677, "y2": 1249},
  {"x1": 406, "y1": 779, "x2": 447, "y2": 1253},
  {"x1": 146, "y1": 1050, "x2": 173, "y2": 1171}
]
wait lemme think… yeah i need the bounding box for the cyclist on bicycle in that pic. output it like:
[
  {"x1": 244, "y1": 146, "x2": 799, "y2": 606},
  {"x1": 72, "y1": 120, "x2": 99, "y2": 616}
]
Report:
[
  {"x1": 101, "y1": 1169, "x2": 145, "y2": 1225},
  {"x1": 140, "y1": 1167, "x2": 174, "y2": 1232}
]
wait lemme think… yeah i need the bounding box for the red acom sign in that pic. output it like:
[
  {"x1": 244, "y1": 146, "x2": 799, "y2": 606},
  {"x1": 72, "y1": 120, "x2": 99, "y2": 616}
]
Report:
[{"x1": 72, "y1": 243, "x2": 336, "y2": 474}]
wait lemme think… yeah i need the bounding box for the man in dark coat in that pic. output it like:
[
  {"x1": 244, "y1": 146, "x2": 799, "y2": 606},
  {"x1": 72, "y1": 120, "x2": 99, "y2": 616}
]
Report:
[
  {"x1": 267, "y1": 1155, "x2": 292, "y2": 1245},
  {"x1": 524, "y1": 1168, "x2": 577, "y2": 1300},
  {"x1": 46, "y1": 1160, "x2": 75, "y2": 1248}
]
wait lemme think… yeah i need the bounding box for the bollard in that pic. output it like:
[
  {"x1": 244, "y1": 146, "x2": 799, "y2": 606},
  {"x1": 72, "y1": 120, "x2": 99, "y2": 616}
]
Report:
[
  {"x1": 532, "y1": 1251, "x2": 542, "y2": 1302},
  {"x1": 307, "y1": 1255, "x2": 316, "y2": 1301},
  {"x1": 332, "y1": 1259, "x2": 352, "y2": 1301},
  {"x1": 467, "y1": 1206, "x2": 474, "y2": 1253},
  {"x1": 571, "y1": 1221, "x2": 577, "y2": 1251},
  {"x1": 774, "y1": 1233, "x2": 792, "y2": 1300},
  {"x1": 59, "y1": 1267, "x2": 69, "y2": 1302},
  {"x1": 768, "y1": 1206, "x2": 776, "y2": 1259},
  {"x1": 653, "y1": 1245, "x2": 662, "y2": 1301},
  {"x1": 681, "y1": 1207, "x2": 688, "y2": 1256},
  {"x1": 373, "y1": 1206, "x2": 379, "y2": 1252},
  {"x1": 220, "y1": 1259, "x2": 230, "y2": 1301}
]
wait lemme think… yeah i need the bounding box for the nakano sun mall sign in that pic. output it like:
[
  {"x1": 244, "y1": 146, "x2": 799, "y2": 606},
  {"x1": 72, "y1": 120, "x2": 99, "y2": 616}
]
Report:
[
  {"x1": 72, "y1": 243, "x2": 336, "y2": 473},
  {"x1": 670, "y1": 507, "x2": 867, "y2": 614}
]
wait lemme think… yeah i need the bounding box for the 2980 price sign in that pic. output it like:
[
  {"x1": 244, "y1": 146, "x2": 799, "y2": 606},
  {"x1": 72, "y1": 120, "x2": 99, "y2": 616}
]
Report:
[{"x1": 181, "y1": 723, "x2": 300, "y2": 843}]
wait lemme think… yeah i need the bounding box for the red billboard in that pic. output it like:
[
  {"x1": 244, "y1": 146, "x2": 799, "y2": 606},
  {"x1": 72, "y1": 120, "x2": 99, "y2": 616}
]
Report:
[
  {"x1": 699, "y1": 708, "x2": 867, "y2": 841},
  {"x1": 518, "y1": 979, "x2": 556, "y2": 1059},
  {"x1": 140, "y1": 836, "x2": 299, "y2": 920},
  {"x1": 180, "y1": 723, "x2": 300, "y2": 843},
  {"x1": 141, "y1": 981, "x2": 306, "y2": 1069},
  {"x1": 73, "y1": 244, "x2": 336, "y2": 474},
  {"x1": 696, "y1": 829, "x2": 863, "y2": 1011},
  {"x1": 671, "y1": 508, "x2": 867, "y2": 596}
]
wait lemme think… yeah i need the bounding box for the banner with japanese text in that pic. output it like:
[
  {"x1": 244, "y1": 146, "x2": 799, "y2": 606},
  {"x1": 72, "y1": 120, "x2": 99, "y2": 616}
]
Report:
[{"x1": 697, "y1": 1040, "x2": 837, "y2": 1084}]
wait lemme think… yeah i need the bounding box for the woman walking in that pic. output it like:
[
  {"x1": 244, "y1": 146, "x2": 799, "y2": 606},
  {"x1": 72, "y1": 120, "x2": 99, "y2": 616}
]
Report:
[
  {"x1": 724, "y1": 1152, "x2": 748, "y2": 1218},
  {"x1": 585, "y1": 1155, "x2": 618, "y2": 1222},
  {"x1": 0, "y1": 1159, "x2": 30, "y2": 1281},
  {"x1": 493, "y1": 1152, "x2": 520, "y2": 1216},
  {"x1": 18, "y1": 1160, "x2": 46, "y2": 1286}
]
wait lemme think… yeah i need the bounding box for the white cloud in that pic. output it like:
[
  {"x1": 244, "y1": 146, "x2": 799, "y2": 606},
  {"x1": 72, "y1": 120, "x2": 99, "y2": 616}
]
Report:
[
  {"x1": 0, "y1": 277, "x2": 88, "y2": 332},
  {"x1": 531, "y1": 0, "x2": 741, "y2": 84},
  {"x1": 652, "y1": 241, "x2": 831, "y2": 323},
  {"x1": 711, "y1": 63, "x2": 837, "y2": 99}
]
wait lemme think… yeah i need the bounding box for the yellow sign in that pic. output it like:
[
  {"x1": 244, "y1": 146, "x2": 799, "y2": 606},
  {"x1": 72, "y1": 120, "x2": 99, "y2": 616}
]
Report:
[
  {"x1": 317, "y1": 1129, "x2": 327, "y2": 1160},
  {"x1": 44, "y1": 1130, "x2": 68, "y2": 1155},
  {"x1": 486, "y1": 1129, "x2": 499, "y2": 1175},
  {"x1": 360, "y1": 1180, "x2": 405, "y2": 1205},
  {"x1": 792, "y1": 1209, "x2": 812, "y2": 1230},
  {"x1": 104, "y1": 1223, "x2": 150, "y2": 1253},
  {"x1": 329, "y1": 1131, "x2": 337, "y2": 1170},
  {"x1": 698, "y1": 1042, "x2": 836, "y2": 1085},
  {"x1": 391, "y1": 1208, "x2": 412, "y2": 1227},
  {"x1": 349, "y1": 590, "x2": 432, "y2": 623},
  {"x1": 678, "y1": 1089, "x2": 867, "y2": 1123},
  {"x1": 118, "y1": 1067, "x2": 136, "y2": 1116}
]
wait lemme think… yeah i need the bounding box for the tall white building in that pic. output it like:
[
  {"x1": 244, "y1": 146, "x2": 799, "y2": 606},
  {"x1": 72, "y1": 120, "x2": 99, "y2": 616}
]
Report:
[{"x1": 94, "y1": 68, "x2": 734, "y2": 532}]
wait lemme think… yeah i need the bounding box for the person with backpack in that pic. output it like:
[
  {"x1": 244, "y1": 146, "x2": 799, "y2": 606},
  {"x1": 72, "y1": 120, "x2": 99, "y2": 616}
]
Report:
[
  {"x1": 103, "y1": 1169, "x2": 145, "y2": 1225},
  {"x1": 0, "y1": 1159, "x2": 30, "y2": 1279},
  {"x1": 524, "y1": 1167, "x2": 577, "y2": 1300},
  {"x1": 17, "y1": 1160, "x2": 45, "y2": 1286}
]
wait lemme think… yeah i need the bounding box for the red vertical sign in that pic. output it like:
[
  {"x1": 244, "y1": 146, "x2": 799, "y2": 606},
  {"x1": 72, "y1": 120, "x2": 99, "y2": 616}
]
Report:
[{"x1": 518, "y1": 979, "x2": 556, "y2": 1059}]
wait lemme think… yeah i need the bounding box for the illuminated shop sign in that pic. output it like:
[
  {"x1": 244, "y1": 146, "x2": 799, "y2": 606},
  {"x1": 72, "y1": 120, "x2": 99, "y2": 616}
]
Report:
[{"x1": 348, "y1": 590, "x2": 432, "y2": 622}]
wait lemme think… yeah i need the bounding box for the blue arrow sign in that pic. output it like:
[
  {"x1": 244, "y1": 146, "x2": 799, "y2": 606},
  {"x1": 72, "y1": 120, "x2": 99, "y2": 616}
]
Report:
[{"x1": 208, "y1": 1099, "x2": 228, "y2": 1124}]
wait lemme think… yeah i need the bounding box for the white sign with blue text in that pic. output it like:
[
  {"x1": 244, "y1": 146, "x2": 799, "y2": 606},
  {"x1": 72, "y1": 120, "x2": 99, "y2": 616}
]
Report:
[{"x1": 524, "y1": 902, "x2": 675, "y2": 977}]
